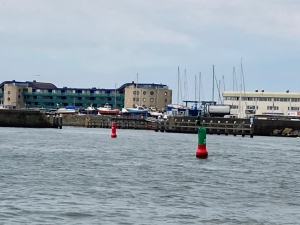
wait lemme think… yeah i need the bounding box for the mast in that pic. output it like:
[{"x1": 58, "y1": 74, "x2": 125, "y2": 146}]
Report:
[
  {"x1": 233, "y1": 67, "x2": 235, "y2": 91},
  {"x1": 114, "y1": 83, "x2": 117, "y2": 109},
  {"x1": 177, "y1": 66, "x2": 180, "y2": 105},
  {"x1": 222, "y1": 75, "x2": 225, "y2": 92},
  {"x1": 198, "y1": 72, "x2": 201, "y2": 103},
  {"x1": 212, "y1": 65, "x2": 214, "y2": 103},
  {"x1": 219, "y1": 79, "x2": 221, "y2": 104},
  {"x1": 195, "y1": 75, "x2": 197, "y2": 102},
  {"x1": 136, "y1": 73, "x2": 138, "y2": 107},
  {"x1": 239, "y1": 59, "x2": 243, "y2": 118}
]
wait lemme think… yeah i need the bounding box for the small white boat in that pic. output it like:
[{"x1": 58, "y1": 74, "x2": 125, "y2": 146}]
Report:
[
  {"x1": 57, "y1": 105, "x2": 78, "y2": 114},
  {"x1": 125, "y1": 104, "x2": 148, "y2": 114},
  {"x1": 0, "y1": 104, "x2": 10, "y2": 110}
]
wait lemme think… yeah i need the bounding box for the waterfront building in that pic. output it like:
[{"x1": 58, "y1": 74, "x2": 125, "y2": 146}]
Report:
[
  {"x1": 124, "y1": 82, "x2": 172, "y2": 110},
  {"x1": 0, "y1": 80, "x2": 172, "y2": 110},
  {"x1": 222, "y1": 90, "x2": 300, "y2": 117}
]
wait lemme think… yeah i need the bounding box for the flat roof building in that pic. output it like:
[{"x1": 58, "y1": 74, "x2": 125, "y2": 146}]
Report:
[
  {"x1": 222, "y1": 90, "x2": 300, "y2": 118},
  {"x1": 0, "y1": 80, "x2": 172, "y2": 110}
]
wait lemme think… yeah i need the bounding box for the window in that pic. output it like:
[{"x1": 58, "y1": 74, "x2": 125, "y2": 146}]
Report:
[
  {"x1": 230, "y1": 105, "x2": 239, "y2": 109},
  {"x1": 164, "y1": 99, "x2": 167, "y2": 103},
  {"x1": 150, "y1": 91, "x2": 154, "y2": 95},
  {"x1": 280, "y1": 98, "x2": 289, "y2": 102},
  {"x1": 150, "y1": 98, "x2": 154, "y2": 102},
  {"x1": 7, "y1": 97, "x2": 10, "y2": 101},
  {"x1": 267, "y1": 106, "x2": 279, "y2": 110},
  {"x1": 7, "y1": 91, "x2": 10, "y2": 94},
  {"x1": 164, "y1": 92, "x2": 167, "y2": 96},
  {"x1": 143, "y1": 98, "x2": 146, "y2": 102},
  {"x1": 143, "y1": 91, "x2": 146, "y2": 95},
  {"x1": 247, "y1": 105, "x2": 257, "y2": 110},
  {"x1": 291, "y1": 98, "x2": 300, "y2": 102},
  {"x1": 133, "y1": 97, "x2": 139, "y2": 101}
]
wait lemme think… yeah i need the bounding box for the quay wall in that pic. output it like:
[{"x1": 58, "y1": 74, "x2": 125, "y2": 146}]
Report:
[
  {"x1": 0, "y1": 110, "x2": 53, "y2": 128},
  {"x1": 20, "y1": 113, "x2": 300, "y2": 137},
  {"x1": 62, "y1": 115, "x2": 87, "y2": 126},
  {"x1": 253, "y1": 119, "x2": 300, "y2": 136}
]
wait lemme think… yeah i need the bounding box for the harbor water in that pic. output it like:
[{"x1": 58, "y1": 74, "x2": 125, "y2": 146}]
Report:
[{"x1": 0, "y1": 127, "x2": 300, "y2": 224}]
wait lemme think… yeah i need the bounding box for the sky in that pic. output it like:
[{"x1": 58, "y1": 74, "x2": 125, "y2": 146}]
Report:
[{"x1": 1, "y1": 0, "x2": 300, "y2": 104}]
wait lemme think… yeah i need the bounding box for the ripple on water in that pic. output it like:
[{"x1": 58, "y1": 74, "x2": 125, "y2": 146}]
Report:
[{"x1": 0, "y1": 127, "x2": 300, "y2": 224}]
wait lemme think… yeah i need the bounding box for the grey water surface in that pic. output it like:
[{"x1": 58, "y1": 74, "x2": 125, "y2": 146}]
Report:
[{"x1": 0, "y1": 126, "x2": 299, "y2": 224}]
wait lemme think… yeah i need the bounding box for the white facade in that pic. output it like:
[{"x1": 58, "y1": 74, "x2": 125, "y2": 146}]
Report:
[{"x1": 222, "y1": 90, "x2": 300, "y2": 118}]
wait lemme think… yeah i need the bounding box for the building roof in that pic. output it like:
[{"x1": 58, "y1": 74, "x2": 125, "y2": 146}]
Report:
[
  {"x1": 0, "y1": 80, "x2": 169, "y2": 91},
  {"x1": 222, "y1": 91, "x2": 300, "y2": 98},
  {"x1": 0, "y1": 80, "x2": 57, "y2": 89}
]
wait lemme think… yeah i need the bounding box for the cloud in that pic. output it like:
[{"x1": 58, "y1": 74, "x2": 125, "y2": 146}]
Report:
[{"x1": 0, "y1": 0, "x2": 300, "y2": 98}]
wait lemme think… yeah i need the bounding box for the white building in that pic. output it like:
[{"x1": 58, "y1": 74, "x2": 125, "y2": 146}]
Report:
[{"x1": 222, "y1": 90, "x2": 300, "y2": 118}]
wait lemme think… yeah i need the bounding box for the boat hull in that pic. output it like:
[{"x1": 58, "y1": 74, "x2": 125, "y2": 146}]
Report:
[
  {"x1": 57, "y1": 109, "x2": 77, "y2": 114},
  {"x1": 98, "y1": 109, "x2": 120, "y2": 115},
  {"x1": 125, "y1": 108, "x2": 148, "y2": 114}
]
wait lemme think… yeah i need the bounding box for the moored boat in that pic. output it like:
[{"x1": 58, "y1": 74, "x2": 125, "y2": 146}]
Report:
[
  {"x1": 57, "y1": 105, "x2": 78, "y2": 114},
  {"x1": 97, "y1": 103, "x2": 119, "y2": 115},
  {"x1": 125, "y1": 104, "x2": 148, "y2": 114}
]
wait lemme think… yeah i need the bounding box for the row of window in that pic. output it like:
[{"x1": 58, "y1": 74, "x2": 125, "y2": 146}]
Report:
[
  {"x1": 29, "y1": 89, "x2": 123, "y2": 94},
  {"x1": 23, "y1": 95, "x2": 123, "y2": 102},
  {"x1": 231, "y1": 105, "x2": 279, "y2": 110},
  {"x1": 133, "y1": 91, "x2": 168, "y2": 96},
  {"x1": 224, "y1": 96, "x2": 300, "y2": 102},
  {"x1": 231, "y1": 105, "x2": 300, "y2": 111},
  {"x1": 133, "y1": 98, "x2": 171, "y2": 103}
]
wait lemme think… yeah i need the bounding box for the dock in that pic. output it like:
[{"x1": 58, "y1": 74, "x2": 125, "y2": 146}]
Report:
[
  {"x1": 154, "y1": 116, "x2": 254, "y2": 137},
  {"x1": 85, "y1": 115, "x2": 153, "y2": 130}
]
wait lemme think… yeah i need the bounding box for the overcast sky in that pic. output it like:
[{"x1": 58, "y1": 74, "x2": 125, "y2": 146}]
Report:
[{"x1": 1, "y1": 0, "x2": 300, "y2": 103}]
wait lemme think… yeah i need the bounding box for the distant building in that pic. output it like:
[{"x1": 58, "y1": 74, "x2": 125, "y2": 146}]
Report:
[
  {"x1": 222, "y1": 90, "x2": 300, "y2": 117},
  {"x1": 0, "y1": 80, "x2": 172, "y2": 110},
  {"x1": 124, "y1": 82, "x2": 172, "y2": 110}
]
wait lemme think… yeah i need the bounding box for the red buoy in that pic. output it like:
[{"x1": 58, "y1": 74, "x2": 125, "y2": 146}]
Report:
[
  {"x1": 196, "y1": 144, "x2": 208, "y2": 159},
  {"x1": 111, "y1": 121, "x2": 117, "y2": 138}
]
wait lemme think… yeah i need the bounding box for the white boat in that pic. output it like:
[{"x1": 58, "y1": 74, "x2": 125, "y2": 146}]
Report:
[
  {"x1": 57, "y1": 105, "x2": 78, "y2": 114},
  {"x1": 125, "y1": 104, "x2": 148, "y2": 114},
  {"x1": 0, "y1": 104, "x2": 10, "y2": 109}
]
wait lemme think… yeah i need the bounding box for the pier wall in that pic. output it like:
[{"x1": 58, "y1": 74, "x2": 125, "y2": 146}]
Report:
[
  {"x1": 253, "y1": 119, "x2": 300, "y2": 136},
  {"x1": 0, "y1": 110, "x2": 53, "y2": 128},
  {"x1": 62, "y1": 115, "x2": 87, "y2": 126}
]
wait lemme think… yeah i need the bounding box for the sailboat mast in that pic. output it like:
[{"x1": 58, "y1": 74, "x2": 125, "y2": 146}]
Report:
[
  {"x1": 114, "y1": 83, "x2": 117, "y2": 109},
  {"x1": 177, "y1": 66, "x2": 180, "y2": 105},
  {"x1": 195, "y1": 75, "x2": 197, "y2": 102},
  {"x1": 222, "y1": 75, "x2": 225, "y2": 92},
  {"x1": 233, "y1": 67, "x2": 235, "y2": 91},
  {"x1": 136, "y1": 73, "x2": 138, "y2": 107},
  {"x1": 198, "y1": 72, "x2": 201, "y2": 104},
  {"x1": 212, "y1": 65, "x2": 215, "y2": 103}
]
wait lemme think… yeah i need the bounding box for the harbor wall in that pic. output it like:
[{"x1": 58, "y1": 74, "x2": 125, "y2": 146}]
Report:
[
  {"x1": 253, "y1": 119, "x2": 300, "y2": 136},
  {"x1": 62, "y1": 115, "x2": 87, "y2": 126},
  {"x1": 0, "y1": 110, "x2": 53, "y2": 128}
]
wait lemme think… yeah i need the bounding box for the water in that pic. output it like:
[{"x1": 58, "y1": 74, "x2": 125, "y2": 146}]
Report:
[{"x1": 0, "y1": 127, "x2": 300, "y2": 224}]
